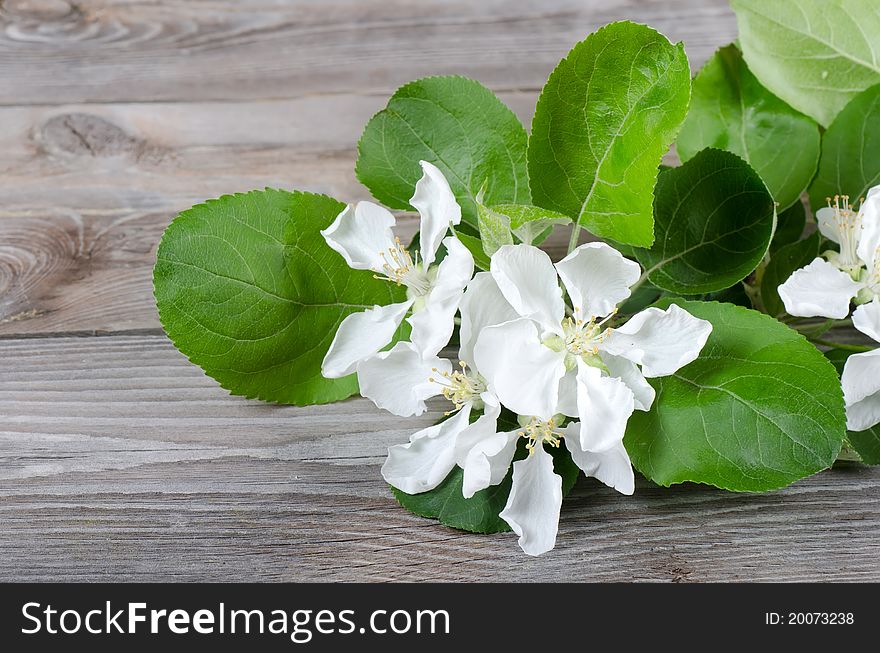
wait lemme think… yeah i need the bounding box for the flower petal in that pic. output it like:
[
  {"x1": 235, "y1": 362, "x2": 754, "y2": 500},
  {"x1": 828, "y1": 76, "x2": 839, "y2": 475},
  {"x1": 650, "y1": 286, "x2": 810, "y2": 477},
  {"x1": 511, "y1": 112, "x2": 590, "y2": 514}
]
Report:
[
  {"x1": 408, "y1": 237, "x2": 474, "y2": 358},
  {"x1": 852, "y1": 299, "x2": 880, "y2": 343},
  {"x1": 856, "y1": 185, "x2": 880, "y2": 271},
  {"x1": 321, "y1": 202, "x2": 396, "y2": 272},
  {"x1": 555, "y1": 242, "x2": 641, "y2": 321},
  {"x1": 458, "y1": 271, "x2": 519, "y2": 366},
  {"x1": 412, "y1": 161, "x2": 462, "y2": 267},
  {"x1": 574, "y1": 361, "x2": 635, "y2": 452},
  {"x1": 473, "y1": 318, "x2": 566, "y2": 419},
  {"x1": 563, "y1": 424, "x2": 634, "y2": 495},
  {"x1": 321, "y1": 300, "x2": 412, "y2": 378},
  {"x1": 490, "y1": 244, "x2": 565, "y2": 334},
  {"x1": 461, "y1": 430, "x2": 519, "y2": 498},
  {"x1": 381, "y1": 404, "x2": 471, "y2": 494},
  {"x1": 601, "y1": 304, "x2": 712, "y2": 377},
  {"x1": 815, "y1": 206, "x2": 841, "y2": 244},
  {"x1": 777, "y1": 258, "x2": 861, "y2": 319},
  {"x1": 357, "y1": 342, "x2": 450, "y2": 417},
  {"x1": 842, "y1": 348, "x2": 880, "y2": 431},
  {"x1": 499, "y1": 444, "x2": 562, "y2": 557},
  {"x1": 459, "y1": 400, "x2": 519, "y2": 498},
  {"x1": 600, "y1": 352, "x2": 656, "y2": 411},
  {"x1": 453, "y1": 395, "x2": 502, "y2": 465},
  {"x1": 556, "y1": 369, "x2": 579, "y2": 417}
]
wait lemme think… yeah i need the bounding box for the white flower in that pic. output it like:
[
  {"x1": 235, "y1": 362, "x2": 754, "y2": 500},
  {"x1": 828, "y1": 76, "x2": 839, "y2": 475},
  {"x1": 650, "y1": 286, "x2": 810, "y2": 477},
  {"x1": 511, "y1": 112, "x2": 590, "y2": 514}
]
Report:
[
  {"x1": 779, "y1": 189, "x2": 880, "y2": 319},
  {"x1": 380, "y1": 273, "x2": 522, "y2": 498},
  {"x1": 379, "y1": 243, "x2": 688, "y2": 557},
  {"x1": 841, "y1": 298, "x2": 880, "y2": 431},
  {"x1": 499, "y1": 415, "x2": 635, "y2": 557},
  {"x1": 320, "y1": 161, "x2": 474, "y2": 416},
  {"x1": 472, "y1": 243, "x2": 713, "y2": 443}
]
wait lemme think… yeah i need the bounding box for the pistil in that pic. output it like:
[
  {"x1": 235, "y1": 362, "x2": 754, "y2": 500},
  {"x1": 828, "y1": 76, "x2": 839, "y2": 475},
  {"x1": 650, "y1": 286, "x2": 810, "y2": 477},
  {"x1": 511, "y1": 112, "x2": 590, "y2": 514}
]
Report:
[
  {"x1": 429, "y1": 361, "x2": 487, "y2": 413},
  {"x1": 823, "y1": 195, "x2": 862, "y2": 271},
  {"x1": 376, "y1": 237, "x2": 433, "y2": 296},
  {"x1": 518, "y1": 416, "x2": 565, "y2": 451}
]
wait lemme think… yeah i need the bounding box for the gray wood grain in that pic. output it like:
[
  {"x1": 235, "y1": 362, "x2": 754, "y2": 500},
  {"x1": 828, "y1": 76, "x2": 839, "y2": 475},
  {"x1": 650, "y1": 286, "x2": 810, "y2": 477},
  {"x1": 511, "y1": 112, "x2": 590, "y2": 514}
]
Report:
[
  {"x1": 0, "y1": 0, "x2": 877, "y2": 582},
  {"x1": 1, "y1": 335, "x2": 878, "y2": 582},
  {"x1": 0, "y1": 0, "x2": 735, "y2": 105}
]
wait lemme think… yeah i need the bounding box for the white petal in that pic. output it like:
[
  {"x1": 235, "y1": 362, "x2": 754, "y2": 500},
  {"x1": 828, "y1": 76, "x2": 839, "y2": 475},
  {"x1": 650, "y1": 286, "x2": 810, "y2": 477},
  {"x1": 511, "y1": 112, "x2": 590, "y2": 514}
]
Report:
[
  {"x1": 852, "y1": 299, "x2": 880, "y2": 342},
  {"x1": 574, "y1": 361, "x2": 635, "y2": 452},
  {"x1": 412, "y1": 161, "x2": 462, "y2": 267},
  {"x1": 458, "y1": 272, "x2": 519, "y2": 366},
  {"x1": 460, "y1": 403, "x2": 520, "y2": 499},
  {"x1": 473, "y1": 318, "x2": 566, "y2": 419},
  {"x1": 556, "y1": 369, "x2": 579, "y2": 417},
  {"x1": 321, "y1": 300, "x2": 412, "y2": 378},
  {"x1": 857, "y1": 186, "x2": 880, "y2": 271},
  {"x1": 601, "y1": 304, "x2": 712, "y2": 377},
  {"x1": 453, "y1": 396, "x2": 502, "y2": 464},
  {"x1": 563, "y1": 425, "x2": 634, "y2": 495},
  {"x1": 499, "y1": 444, "x2": 562, "y2": 557},
  {"x1": 321, "y1": 202, "x2": 396, "y2": 272},
  {"x1": 777, "y1": 258, "x2": 861, "y2": 319},
  {"x1": 842, "y1": 348, "x2": 880, "y2": 431},
  {"x1": 601, "y1": 352, "x2": 656, "y2": 411},
  {"x1": 490, "y1": 244, "x2": 565, "y2": 335},
  {"x1": 815, "y1": 206, "x2": 841, "y2": 244},
  {"x1": 381, "y1": 405, "x2": 471, "y2": 494},
  {"x1": 408, "y1": 237, "x2": 474, "y2": 358},
  {"x1": 461, "y1": 430, "x2": 519, "y2": 499},
  {"x1": 555, "y1": 242, "x2": 641, "y2": 321},
  {"x1": 357, "y1": 342, "x2": 450, "y2": 417}
]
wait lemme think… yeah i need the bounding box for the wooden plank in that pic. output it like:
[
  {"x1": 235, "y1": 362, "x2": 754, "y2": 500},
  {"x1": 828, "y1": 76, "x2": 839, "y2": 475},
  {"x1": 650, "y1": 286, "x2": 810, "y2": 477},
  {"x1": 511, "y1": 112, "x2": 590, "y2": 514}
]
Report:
[
  {"x1": 0, "y1": 91, "x2": 682, "y2": 335},
  {"x1": 0, "y1": 205, "x2": 575, "y2": 335},
  {"x1": 0, "y1": 93, "x2": 540, "y2": 213},
  {"x1": 0, "y1": 0, "x2": 736, "y2": 105},
  {"x1": 1, "y1": 334, "x2": 878, "y2": 582}
]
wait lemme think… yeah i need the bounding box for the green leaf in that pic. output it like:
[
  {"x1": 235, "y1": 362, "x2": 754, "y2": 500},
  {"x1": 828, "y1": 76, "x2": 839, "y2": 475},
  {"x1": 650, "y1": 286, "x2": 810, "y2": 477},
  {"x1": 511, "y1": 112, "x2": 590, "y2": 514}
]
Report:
[
  {"x1": 761, "y1": 231, "x2": 821, "y2": 317},
  {"x1": 356, "y1": 76, "x2": 530, "y2": 228},
  {"x1": 626, "y1": 299, "x2": 846, "y2": 491},
  {"x1": 699, "y1": 283, "x2": 754, "y2": 309},
  {"x1": 618, "y1": 282, "x2": 663, "y2": 316},
  {"x1": 849, "y1": 428, "x2": 880, "y2": 465},
  {"x1": 454, "y1": 230, "x2": 492, "y2": 271},
  {"x1": 393, "y1": 436, "x2": 580, "y2": 534},
  {"x1": 824, "y1": 348, "x2": 880, "y2": 465},
  {"x1": 527, "y1": 21, "x2": 691, "y2": 247},
  {"x1": 732, "y1": 0, "x2": 880, "y2": 127},
  {"x1": 809, "y1": 84, "x2": 880, "y2": 211},
  {"x1": 490, "y1": 203, "x2": 570, "y2": 246},
  {"x1": 154, "y1": 189, "x2": 405, "y2": 405},
  {"x1": 771, "y1": 201, "x2": 806, "y2": 253},
  {"x1": 476, "y1": 202, "x2": 514, "y2": 257},
  {"x1": 677, "y1": 44, "x2": 820, "y2": 211},
  {"x1": 633, "y1": 149, "x2": 776, "y2": 295}
]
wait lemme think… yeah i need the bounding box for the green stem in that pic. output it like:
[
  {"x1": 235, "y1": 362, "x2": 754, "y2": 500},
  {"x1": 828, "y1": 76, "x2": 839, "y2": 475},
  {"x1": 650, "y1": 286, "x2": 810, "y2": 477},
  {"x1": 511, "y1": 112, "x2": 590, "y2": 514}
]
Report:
[
  {"x1": 567, "y1": 223, "x2": 581, "y2": 254},
  {"x1": 793, "y1": 318, "x2": 853, "y2": 339},
  {"x1": 808, "y1": 338, "x2": 874, "y2": 352},
  {"x1": 629, "y1": 270, "x2": 649, "y2": 294}
]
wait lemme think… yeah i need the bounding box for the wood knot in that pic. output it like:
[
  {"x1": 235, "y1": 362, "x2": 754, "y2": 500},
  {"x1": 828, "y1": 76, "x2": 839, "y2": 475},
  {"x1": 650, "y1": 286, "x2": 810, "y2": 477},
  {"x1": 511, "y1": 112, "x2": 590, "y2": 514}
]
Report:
[
  {"x1": 1, "y1": 1, "x2": 100, "y2": 44},
  {"x1": 38, "y1": 113, "x2": 168, "y2": 164},
  {"x1": 1, "y1": 0, "x2": 80, "y2": 23}
]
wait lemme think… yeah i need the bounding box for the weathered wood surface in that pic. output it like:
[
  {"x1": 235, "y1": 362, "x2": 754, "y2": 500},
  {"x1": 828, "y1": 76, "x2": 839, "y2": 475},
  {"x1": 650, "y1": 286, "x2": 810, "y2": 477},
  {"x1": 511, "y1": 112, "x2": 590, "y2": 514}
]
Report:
[{"x1": 1, "y1": 0, "x2": 878, "y2": 582}]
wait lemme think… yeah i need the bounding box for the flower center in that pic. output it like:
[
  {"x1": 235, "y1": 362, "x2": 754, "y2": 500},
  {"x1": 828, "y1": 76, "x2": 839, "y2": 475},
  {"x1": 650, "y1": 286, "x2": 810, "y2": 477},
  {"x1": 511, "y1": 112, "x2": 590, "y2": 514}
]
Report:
[
  {"x1": 823, "y1": 195, "x2": 862, "y2": 270},
  {"x1": 377, "y1": 237, "x2": 433, "y2": 297},
  {"x1": 430, "y1": 361, "x2": 487, "y2": 413},
  {"x1": 542, "y1": 311, "x2": 616, "y2": 370},
  {"x1": 518, "y1": 416, "x2": 564, "y2": 451}
]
